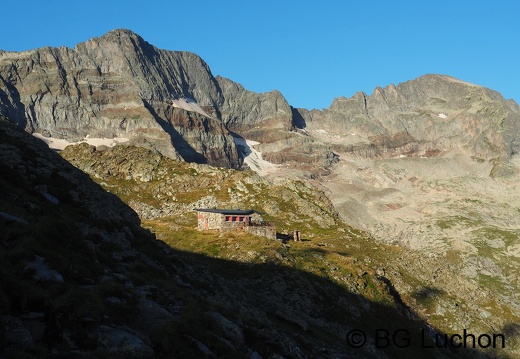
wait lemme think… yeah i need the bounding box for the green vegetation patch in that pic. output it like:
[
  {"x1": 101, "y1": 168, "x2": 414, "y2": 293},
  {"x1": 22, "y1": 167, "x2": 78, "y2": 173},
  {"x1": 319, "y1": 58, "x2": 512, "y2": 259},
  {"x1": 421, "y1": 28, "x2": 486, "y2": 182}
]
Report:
[
  {"x1": 471, "y1": 226, "x2": 519, "y2": 247},
  {"x1": 436, "y1": 215, "x2": 482, "y2": 230}
]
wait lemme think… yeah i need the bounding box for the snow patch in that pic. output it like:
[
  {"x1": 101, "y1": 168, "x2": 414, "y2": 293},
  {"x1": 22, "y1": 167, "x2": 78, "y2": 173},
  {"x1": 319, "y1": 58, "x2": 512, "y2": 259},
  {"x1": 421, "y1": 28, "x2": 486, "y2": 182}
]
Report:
[
  {"x1": 233, "y1": 136, "x2": 279, "y2": 176},
  {"x1": 171, "y1": 98, "x2": 211, "y2": 118},
  {"x1": 438, "y1": 113, "x2": 448, "y2": 118},
  {"x1": 33, "y1": 133, "x2": 129, "y2": 151}
]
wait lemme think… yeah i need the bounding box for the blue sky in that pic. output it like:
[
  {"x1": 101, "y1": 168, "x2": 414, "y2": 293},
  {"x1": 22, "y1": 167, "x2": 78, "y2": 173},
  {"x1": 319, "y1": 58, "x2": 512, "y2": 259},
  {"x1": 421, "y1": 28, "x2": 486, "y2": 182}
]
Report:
[{"x1": 2, "y1": 1, "x2": 519, "y2": 109}]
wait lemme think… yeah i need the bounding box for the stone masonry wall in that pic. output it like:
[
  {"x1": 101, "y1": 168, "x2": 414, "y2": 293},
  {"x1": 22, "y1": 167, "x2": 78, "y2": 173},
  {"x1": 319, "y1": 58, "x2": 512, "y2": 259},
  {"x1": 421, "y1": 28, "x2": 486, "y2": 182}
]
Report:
[
  {"x1": 221, "y1": 220, "x2": 249, "y2": 231},
  {"x1": 197, "y1": 212, "x2": 223, "y2": 230},
  {"x1": 197, "y1": 211, "x2": 276, "y2": 240},
  {"x1": 245, "y1": 226, "x2": 277, "y2": 240}
]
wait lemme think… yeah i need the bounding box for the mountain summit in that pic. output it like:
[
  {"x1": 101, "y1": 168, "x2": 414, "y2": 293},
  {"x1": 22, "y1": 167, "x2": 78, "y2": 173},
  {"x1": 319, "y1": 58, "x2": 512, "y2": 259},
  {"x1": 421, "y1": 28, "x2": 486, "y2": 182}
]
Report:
[{"x1": 0, "y1": 29, "x2": 295, "y2": 168}]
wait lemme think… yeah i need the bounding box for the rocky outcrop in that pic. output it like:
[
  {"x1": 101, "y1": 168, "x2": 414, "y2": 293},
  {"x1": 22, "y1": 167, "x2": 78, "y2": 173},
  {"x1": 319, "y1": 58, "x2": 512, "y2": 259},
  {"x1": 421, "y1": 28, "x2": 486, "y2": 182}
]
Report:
[
  {"x1": 0, "y1": 115, "x2": 161, "y2": 356},
  {"x1": 216, "y1": 76, "x2": 293, "y2": 135}
]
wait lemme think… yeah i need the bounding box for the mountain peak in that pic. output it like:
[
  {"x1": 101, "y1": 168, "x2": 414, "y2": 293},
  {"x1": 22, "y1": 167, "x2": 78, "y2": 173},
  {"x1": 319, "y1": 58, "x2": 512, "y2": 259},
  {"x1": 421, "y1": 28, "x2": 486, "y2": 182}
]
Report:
[
  {"x1": 412, "y1": 73, "x2": 480, "y2": 87},
  {"x1": 77, "y1": 28, "x2": 152, "y2": 53},
  {"x1": 103, "y1": 28, "x2": 141, "y2": 38},
  {"x1": 97, "y1": 28, "x2": 144, "y2": 43}
]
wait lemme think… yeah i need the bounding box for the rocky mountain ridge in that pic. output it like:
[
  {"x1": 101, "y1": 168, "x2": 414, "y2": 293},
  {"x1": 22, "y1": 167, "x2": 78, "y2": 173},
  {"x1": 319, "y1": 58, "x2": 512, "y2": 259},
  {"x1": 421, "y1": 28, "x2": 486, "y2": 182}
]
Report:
[
  {"x1": 3, "y1": 29, "x2": 519, "y2": 174},
  {"x1": 0, "y1": 29, "x2": 297, "y2": 169},
  {"x1": 296, "y1": 74, "x2": 520, "y2": 163}
]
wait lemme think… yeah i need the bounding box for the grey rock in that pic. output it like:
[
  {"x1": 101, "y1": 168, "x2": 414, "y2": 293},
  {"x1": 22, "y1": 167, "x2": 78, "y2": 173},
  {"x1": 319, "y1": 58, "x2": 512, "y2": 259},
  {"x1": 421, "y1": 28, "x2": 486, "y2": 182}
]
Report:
[
  {"x1": 111, "y1": 249, "x2": 139, "y2": 262},
  {"x1": 206, "y1": 311, "x2": 244, "y2": 345},
  {"x1": 111, "y1": 273, "x2": 134, "y2": 290},
  {"x1": 184, "y1": 335, "x2": 215, "y2": 358},
  {"x1": 89, "y1": 228, "x2": 131, "y2": 250},
  {"x1": 0, "y1": 29, "x2": 338, "y2": 170},
  {"x1": 0, "y1": 315, "x2": 34, "y2": 347},
  {"x1": 24, "y1": 256, "x2": 64, "y2": 283},
  {"x1": 0, "y1": 211, "x2": 29, "y2": 225},
  {"x1": 210, "y1": 333, "x2": 236, "y2": 351},
  {"x1": 21, "y1": 317, "x2": 46, "y2": 342},
  {"x1": 274, "y1": 310, "x2": 309, "y2": 332},
  {"x1": 106, "y1": 296, "x2": 127, "y2": 305},
  {"x1": 268, "y1": 354, "x2": 288, "y2": 359},
  {"x1": 137, "y1": 298, "x2": 175, "y2": 331},
  {"x1": 97, "y1": 325, "x2": 154, "y2": 358},
  {"x1": 479, "y1": 310, "x2": 492, "y2": 319},
  {"x1": 40, "y1": 191, "x2": 59, "y2": 204},
  {"x1": 5, "y1": 30, "x2": 515, "y2": 174},
  {"x1": 216, "y1": 76, "x2": 293, "y2": 135},
  {"x1": 490, "y1": 161, "x2": 519, "y2": 178},
  {"x1": 23, "y1": 201, "x2": 41, "y2": 214}
]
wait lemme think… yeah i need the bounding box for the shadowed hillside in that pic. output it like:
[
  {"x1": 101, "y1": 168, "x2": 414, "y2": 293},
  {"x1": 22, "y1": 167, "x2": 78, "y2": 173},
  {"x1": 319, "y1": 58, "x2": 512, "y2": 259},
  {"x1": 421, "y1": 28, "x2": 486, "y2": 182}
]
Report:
[
  {"x1": 1, "y1": 116, "x2": 515, "y2": 358},
  {"x1": 0, "y1": 111, "x2": 516, "y2": 358}
]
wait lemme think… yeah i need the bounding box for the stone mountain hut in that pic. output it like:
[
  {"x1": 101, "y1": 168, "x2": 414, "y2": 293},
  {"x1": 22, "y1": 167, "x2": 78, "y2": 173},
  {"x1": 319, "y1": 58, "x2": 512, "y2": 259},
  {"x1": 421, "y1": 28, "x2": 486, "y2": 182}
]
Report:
[{"x1": 194, "y1": 208, "x2": 276, "y2": 240}]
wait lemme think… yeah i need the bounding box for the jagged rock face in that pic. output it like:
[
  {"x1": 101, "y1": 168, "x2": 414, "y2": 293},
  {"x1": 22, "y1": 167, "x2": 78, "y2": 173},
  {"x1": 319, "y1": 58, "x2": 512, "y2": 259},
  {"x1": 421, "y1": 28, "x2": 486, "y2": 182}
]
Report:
[
  {"x1": 0, "y1": 29, "x2": 240, "y2": 167},
  {"x1": 216, "y1": 76, "x2": 293, "y2": 136},
  {"x1": 216, "y1": 76, "x2": 338, "y2": 169},
  {"x1": 0, "y1": 29, "x2": 333, "y2": 169},
  {"x1": 2, "y1": 29, "x2": 520, "y2": 170},
  {"x1": 300, "y1": 75, "x2": 520, "y2": 161}
]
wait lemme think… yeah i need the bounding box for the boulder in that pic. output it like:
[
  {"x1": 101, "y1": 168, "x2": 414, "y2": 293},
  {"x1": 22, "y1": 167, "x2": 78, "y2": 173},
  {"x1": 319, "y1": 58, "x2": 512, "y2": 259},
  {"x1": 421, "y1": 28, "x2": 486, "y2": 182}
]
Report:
[
  {"x1": 97, "y1": 325, "x2": 154, "y2": 358},
  {"x1": 0, "y1": 315, "x2": 34, "y2": 347},
  {"x1": 24, "y1": 256, "x2": 64, "y2": 283},
  {"x1": 206, "y1": 311, "x2": 244, "y2": 346}
]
